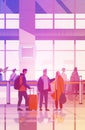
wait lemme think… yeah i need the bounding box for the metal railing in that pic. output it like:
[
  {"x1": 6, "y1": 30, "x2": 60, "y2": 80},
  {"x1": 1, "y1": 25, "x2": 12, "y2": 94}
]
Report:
[{"x1": 0, "y1": 79, "x2": 85, "y2": 104}]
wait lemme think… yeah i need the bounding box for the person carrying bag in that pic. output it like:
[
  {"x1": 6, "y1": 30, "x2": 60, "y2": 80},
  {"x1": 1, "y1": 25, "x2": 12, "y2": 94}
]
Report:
[{"x1": 51, "y1": 71, "x2": 66, "y2": 111}]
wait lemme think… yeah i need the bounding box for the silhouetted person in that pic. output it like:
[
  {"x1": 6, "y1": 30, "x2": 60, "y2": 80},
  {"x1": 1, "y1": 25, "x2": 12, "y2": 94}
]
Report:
[
  {"x1": 70, "y1": 67, "x2": 80, "y2": 95},
  {"x1": 9, "y1": 68, "x2": 17, "y2": 81},
  {"x1": 17, "y1": 68, "x2": 30, "y2": 111},
  {"x1": 51, "y1": 71, "x2": 64, "y2": 111},
  {"x1": 37, "y1": 69, "x2": 50, "y2": 111}
]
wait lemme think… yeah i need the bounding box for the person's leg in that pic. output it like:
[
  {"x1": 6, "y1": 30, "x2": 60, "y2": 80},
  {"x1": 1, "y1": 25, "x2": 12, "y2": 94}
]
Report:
[
  {"x1": 23, "y1": 91, "x2": 29, "y2": 110},
  {"x1": 55, "y1": 100, "x2": 58, "y2": 109},
  {"x1": 55, "y1": 90, "x2": 58, "y2": 109},
  {"x1": 17, "y1": 91, "x2": 23, "y2": 110},
  {"x1": 59, "y1": 103, "x2": 63, "y2": 109},
  {"x1": 44, "y1": 90, "x2": 49, "y2": 110},
  {"x1": 39, "y1": 92, "x2": 43, "y2": 110},
  {"x1": 76, "y1": 84, "x2": 79, "y2": 95},
  {"x1": 74, "y1": 84, "x2": 78, "y2": 95}
]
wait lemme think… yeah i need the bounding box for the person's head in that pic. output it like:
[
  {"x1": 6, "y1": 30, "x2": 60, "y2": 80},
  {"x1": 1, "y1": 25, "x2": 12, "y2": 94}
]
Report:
[
  {"x1": 12, "y1": 68, "x2": 16, "y2": 73},
  {"x1": 56, "y1": 71, "x2": 60, "y2": 77},
  {"x1": 62, "y1": 67, "x2": 66, "y2": 72},
  {"x1": 22, "y1": 68, "x2": 28, "y2": 75},
  {"x1": 74, "y1": 67, "x2": 77, "y2": 71},
  {"x1": 43, "y1": 69, "x2": 47, "y2": 76},
  {"x1": 20, "y1": 73, "x2": 24, "y2": 77}
]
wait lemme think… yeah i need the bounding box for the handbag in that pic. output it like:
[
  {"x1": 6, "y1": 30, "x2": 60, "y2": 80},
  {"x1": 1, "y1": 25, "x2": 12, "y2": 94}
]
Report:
[
  {"x1": 50, "y1": 92, "x2": 56, "y2": 100},
  {"x1": 48, "y1": 85, "x2": 51, "y2": 91},
  {"x1": 59, "y1": 93, "x2": 66, "y2": 104}
]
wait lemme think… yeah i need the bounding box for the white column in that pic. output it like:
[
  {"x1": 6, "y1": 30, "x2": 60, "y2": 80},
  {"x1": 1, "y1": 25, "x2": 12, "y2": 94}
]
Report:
[
  {"x1": 79, "y1": 76, "x2": 83, "y2": 104},
  {"x1": 6, "y1": 81, "x2": 10, "y2": 104}
]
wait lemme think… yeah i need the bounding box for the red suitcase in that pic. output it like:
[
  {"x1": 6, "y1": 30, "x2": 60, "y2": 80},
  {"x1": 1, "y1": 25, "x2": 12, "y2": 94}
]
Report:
[{"x1": 28, "y1": 88, "x2": 38, "y2": 110}]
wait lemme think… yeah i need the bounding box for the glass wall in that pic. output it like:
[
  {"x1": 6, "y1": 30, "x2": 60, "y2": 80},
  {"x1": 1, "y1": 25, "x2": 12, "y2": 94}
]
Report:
[
  {"x1": 35, "y1": 40, "x2": 75, "y2": 80},
  {"x1": 35, "y1": 0, "x2": 85, "y2": 80},
  {"x1": 0, "y1": 0, "x2": 85, "y2": 80},
  {"x1": 0, "y1": 40, "x2": 19, "y2": 80},
  {"x1": 0, "y1": 0, "x2": 19, "y2": 80}
]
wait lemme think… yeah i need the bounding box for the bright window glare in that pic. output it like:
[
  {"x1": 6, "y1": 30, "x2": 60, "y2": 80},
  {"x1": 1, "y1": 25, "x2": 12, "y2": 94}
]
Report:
[
  {"x1": 54, "y1": 40, "x2": 74, "y2": 50},
  {"x1": 0, "y1": 52, "x2": 4, "y2": 67},
  {"x1": 54, "y1": 51, "x2": 74, "y2": 71},
  {"x1": 6, "y1": 40, "x2": 19, "y2": 50},
  {"x1": 76, "y1": 20, "x2": 85, "y2": 28},
  {"x1": 76, "y1": 52, "x2": 85, "y2": 70},
  {"x1": 55, "y1": 20, "x2": 74, "y2": 29},
  {"x1": 55, "y1": 14, "x2": 74, "y2": 18},
  {"x1": 6, "y1": 20, "x2": 19, "y2": 28},
  {"x1": 35, "y1": 14, "x2": 53, "y2": 18},
  {"x1": 35, "y1": 20, "x2": 53, "y2": 29},
  {"x1": 0, "y1": 20, "x2": 4, "y2": 28},
  {"x1": 6, "y1": 51, "x2": 19, "y2": 70},
  {"x1": 0, "y1": 41, "x2": 4, "y2": 50},
  {"x1": 6, "y1": 14, "x2": 19, "y2": 19},
  {"x1": 0, "y1": 12, "x2": 85, "y2": 80},
  {"x1": 76, "y1": 40, "x2": 85, "y2": 50},
  {"x1": 0, "y1": 14, "x2": 4, "y2": 18},
  {"x1": 36, "y1": 51, "x2": 53, "y2": 70},
  {"x1": 36, "y1": 40, "x2": 53, "y2": 50},
  {"x1": 76, "y1": 14, "x2": 85, "y2": 18}
]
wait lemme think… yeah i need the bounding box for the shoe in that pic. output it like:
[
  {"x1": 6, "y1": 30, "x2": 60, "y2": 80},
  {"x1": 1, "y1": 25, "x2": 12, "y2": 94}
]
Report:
[
  {"x1": 54, "y1": 109, "x2": 57, "y2": 111},
  {"x1": 26, "y1": 108, "x2": 31, "y2": 111},
  {"x1": 58, "y1": 108, "x2": 62, "y2": 112},
  {"x1": 40, "y1": 108, "x2": 42, "y2": 111},
  {"x1": 45, "y1": 108, "x2": 50, "y2": 111},
  {"x1": 17, "y1": 108, "x2": 23, "y2": 111}
]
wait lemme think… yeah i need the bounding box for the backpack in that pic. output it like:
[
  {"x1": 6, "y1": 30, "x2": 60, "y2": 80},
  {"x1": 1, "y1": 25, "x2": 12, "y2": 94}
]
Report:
[{"x1": 14, "y1": 75, "x2": 20, "y2": 90}]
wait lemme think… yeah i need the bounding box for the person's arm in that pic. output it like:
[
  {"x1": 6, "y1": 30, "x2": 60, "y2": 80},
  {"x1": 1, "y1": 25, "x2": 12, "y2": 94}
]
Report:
[
  {"x1": 37, "y1": 77, "x2": 43, "y2": 91},
  {"x1": 50, "y1": 78, "x2": 55, "y2": 83},
  {"x1": 22, "y1": 76, "x2": 30, "y2": 89},
  {"x1": 60, "y1": 77, "x2": 64, "y2": 93}
]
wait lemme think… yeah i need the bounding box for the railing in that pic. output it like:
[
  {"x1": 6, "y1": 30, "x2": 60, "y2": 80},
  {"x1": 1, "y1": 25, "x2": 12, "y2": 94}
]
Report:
[
  {"x1": 0, "y1": 80, "x2": 37, "y2": 86},
  {"x1": 0, "y1": 80, "x2": 37, "y2": 104},
  {"x1": 0, "y1": 80, "x2": 85, "y2": 104}
]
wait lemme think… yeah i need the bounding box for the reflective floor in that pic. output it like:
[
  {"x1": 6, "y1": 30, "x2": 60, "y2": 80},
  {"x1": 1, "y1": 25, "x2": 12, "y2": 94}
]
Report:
[{"x1": 0, "y1": 87, "x2": 85, "y2": 130}]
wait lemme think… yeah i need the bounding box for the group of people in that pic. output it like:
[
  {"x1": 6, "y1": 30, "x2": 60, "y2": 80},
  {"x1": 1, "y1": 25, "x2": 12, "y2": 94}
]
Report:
[
  {"x1": 37, "y1": 69, "x2": 65, "y2": 111},
  {"x1": 0, "y1": 67, "x2": 80, "y2": 111},
  {"x1": 37, "y1": 67, "x2": 80, "y2": 111},
  {"x1": 9, "y1": 68, "x2": 65, "y2": 111}
]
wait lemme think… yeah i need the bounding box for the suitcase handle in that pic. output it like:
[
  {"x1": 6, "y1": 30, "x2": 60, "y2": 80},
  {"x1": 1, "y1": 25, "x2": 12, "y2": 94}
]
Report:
[{"x1": 29, "y1": 87, "x2": 37, "y2": 95}]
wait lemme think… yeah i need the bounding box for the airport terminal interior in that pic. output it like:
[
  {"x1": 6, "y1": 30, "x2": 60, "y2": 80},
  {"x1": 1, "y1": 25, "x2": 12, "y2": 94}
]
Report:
[{"x1": 0, "y1": 0, "x2": 85, "y2": 130}]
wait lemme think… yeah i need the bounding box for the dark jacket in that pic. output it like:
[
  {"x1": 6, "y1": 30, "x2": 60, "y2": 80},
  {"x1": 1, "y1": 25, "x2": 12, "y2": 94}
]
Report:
[
  {"x1": 20, "y1": 73, "x2": 30, "y2": 89},
  {"x1": 0, "y1": 73, "x2": 2, "y2": 81},
  {"x1": 70, "y1": 71, "x2": 80, "y2": 82},
  {"x1": 37, "y1": 76, "x2": 51, "y2": 92}
]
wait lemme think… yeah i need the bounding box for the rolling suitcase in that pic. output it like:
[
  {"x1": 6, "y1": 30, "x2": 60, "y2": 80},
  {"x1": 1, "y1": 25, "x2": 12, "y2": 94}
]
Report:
[{"x1": 28, "y1": 87, "x2": 38, "y2": 110}]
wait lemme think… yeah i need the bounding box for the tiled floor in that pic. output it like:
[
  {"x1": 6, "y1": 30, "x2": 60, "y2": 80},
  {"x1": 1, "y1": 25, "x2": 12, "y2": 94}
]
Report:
[{"x1": 0, "y1": 86, "x2": 85, "y2": 130}]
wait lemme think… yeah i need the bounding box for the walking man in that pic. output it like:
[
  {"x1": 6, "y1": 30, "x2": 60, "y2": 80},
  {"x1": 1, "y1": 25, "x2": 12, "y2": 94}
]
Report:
[{"x1": 17, "y1": 68, "x2": 30, "y2": 111}]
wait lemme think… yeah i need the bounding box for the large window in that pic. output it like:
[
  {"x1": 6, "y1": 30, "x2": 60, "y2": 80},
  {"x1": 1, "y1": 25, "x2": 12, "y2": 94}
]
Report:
[
  {"x1": 35, "y1": 11, "x2": 85, "y2": 80},
  {"x1": 76, "y1": 40, "x2": 85, "y2": 78},
  {"x1": 35, "y1": 39, "x2": 85, "y2": 79},
  {"x1": 35, "y1": 40, "x2": 75, "y2": 79},
  {"x1": 0, "y1": 0, "x2": 85, "y2": 80},
  {"x1": 0, "y1": 0, "x2": 19, "y2": 80},
  {"x1": 0, "y1": 40, "x2": 19, "y2": 80},
  {"x1": 76, "y1": 14, "x2": 85, "y2": 28}
]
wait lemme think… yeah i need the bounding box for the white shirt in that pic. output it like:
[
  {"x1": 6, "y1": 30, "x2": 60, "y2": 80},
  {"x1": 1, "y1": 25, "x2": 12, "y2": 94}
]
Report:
[
  {"x1": 61, "y1": 72, "x2": 67, "y2": 81},
  {"x1": 42, "y1": 75, "x2": 49, "y2": 90}
]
